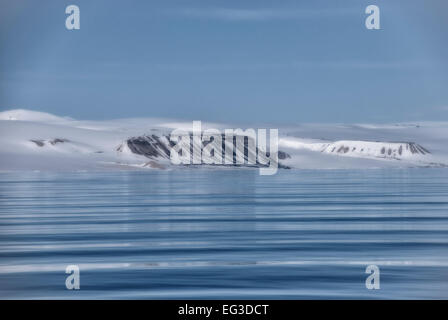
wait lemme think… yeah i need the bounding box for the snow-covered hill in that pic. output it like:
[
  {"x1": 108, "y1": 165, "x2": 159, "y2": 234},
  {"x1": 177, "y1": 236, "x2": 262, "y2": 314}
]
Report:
[
  {"x1": 0, "y1": 109, "x2": 447, "y2": 171},
  {"x1": 279, "y1": 138, "x2": 432, "y2": 161},
  {"x1": 0, "y1": 109, "x2": 72, "y2": 122}
]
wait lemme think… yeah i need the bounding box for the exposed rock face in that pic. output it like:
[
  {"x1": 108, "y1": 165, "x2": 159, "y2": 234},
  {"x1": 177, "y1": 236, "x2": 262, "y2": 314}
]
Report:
[
  {"x1": 30, "y1": 138, "x2": 70, "y2": 147},
  {"x1": 123, "y1": 135, "x2": 171, "y2": 159},
  {"x1": 117, "y1": 134, "x2": 290, "y2": 169},
  {"x1": 278, "y1": 151, "x2": 291, "y2": 160},
  {"x1": 30, "y1": 140, "x2": 45, "y2": 147},
  {"x1": 49, "y1": 138, "x2": 70, "y2": 145},
  {"x1": 321, "y1": 140, "x2": 430, "y2": 160}
]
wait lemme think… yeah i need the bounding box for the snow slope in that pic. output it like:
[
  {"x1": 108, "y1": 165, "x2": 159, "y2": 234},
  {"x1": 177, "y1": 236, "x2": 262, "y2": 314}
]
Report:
[
  {"x1": 0, "y1": 109, "x2": 72, "y2": 122},
  {"x1": 0, "y1": 109, "x2": 447, "y2": 171}
]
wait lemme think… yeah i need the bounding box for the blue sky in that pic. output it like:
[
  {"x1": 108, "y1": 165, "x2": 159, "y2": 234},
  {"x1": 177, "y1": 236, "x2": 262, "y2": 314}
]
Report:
[{"x1": 0, "y1": 0, "x2": 447, "y2": 123}]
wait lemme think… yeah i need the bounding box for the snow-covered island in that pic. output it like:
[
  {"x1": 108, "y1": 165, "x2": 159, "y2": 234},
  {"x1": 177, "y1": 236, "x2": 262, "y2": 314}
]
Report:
[{"x1": 1, "y1": 109, "x2": 447, "y2": 171}]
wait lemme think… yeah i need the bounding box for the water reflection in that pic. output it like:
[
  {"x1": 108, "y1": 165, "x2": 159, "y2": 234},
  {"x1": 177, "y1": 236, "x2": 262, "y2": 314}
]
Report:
[{"x1": 1, "y1": 169, "x2": 448, "y2": 299}]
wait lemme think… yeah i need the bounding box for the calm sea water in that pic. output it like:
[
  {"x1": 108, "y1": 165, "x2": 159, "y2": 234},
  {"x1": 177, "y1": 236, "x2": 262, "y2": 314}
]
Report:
[{"x1": 1, "y1": 168, "x2": 448, "y2": 299}]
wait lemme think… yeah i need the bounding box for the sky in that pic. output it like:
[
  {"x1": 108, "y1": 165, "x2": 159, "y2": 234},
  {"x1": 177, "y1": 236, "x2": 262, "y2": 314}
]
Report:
[{"x1": 0, "y1": 0, "x2": 447, "y2": 124}]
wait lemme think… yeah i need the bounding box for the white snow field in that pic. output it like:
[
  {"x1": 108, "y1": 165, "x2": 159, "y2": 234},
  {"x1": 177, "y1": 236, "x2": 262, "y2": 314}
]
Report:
[{"x1": 1, "y1": 109, "x2": 447, "y2": 171}]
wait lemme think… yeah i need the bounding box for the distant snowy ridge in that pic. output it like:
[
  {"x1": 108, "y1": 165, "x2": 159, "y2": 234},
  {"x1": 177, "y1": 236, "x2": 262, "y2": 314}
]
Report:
[
  {"x1": 1, "y1": 109, "x2": 448, "y2": 170},
  {"x1": 321, "y1": 141, "x2": 430, "y2": 160},
  {"x1": 0, "y1": 109, "x2": 72, "y2": 122},
  {"x1": 279, "y1": 138, "x2": 432, "y2": 162},
  {"x1": 117, "y1": 134, "x2": 291, "y2": 168},
  {"x1": 28, "y1": 138, "x2": 102, "y2": 154}
]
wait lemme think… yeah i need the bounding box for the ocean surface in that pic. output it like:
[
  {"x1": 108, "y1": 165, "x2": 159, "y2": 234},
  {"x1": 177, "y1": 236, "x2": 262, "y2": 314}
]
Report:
[{"x1": 1, "y1": 168, "x2": 448, "y2": 299}]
